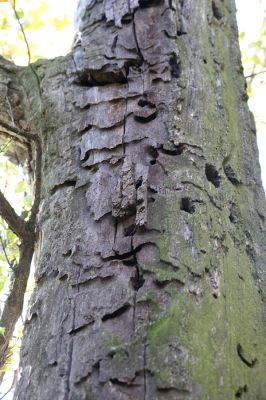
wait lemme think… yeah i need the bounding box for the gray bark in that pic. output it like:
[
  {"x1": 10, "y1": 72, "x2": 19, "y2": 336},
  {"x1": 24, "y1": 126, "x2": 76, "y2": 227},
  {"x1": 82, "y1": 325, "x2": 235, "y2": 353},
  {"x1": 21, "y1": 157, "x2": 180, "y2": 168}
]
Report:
[{"x1": 1, "y1": 0, "x2": 265, "y2": 399}]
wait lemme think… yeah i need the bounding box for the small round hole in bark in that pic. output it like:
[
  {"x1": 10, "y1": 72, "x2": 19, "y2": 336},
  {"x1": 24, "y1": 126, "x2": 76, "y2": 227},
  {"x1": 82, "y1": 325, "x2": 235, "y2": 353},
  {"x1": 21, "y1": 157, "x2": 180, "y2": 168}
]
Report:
[
  {"x1": 124, "y1": 224, "x2": 136, "y2": 236},
  {"x1": 205, "y1": 164, "x2": 221, "y2": 188},
  {"x1": 212, "y1": 1, "x2": 223, "y2": 20},
  {"x1": 235, "y1": 385, "x2": 248, "y2": 398},
  {"x1": 180, "y1": 197, "x2": 196, "y2": 214},
  {"x1": 136, "y1": 178, "x2": 143, "y2": 189},
  {"x1": 138, "y1": 98, "x2": 156, "y2": 108}
]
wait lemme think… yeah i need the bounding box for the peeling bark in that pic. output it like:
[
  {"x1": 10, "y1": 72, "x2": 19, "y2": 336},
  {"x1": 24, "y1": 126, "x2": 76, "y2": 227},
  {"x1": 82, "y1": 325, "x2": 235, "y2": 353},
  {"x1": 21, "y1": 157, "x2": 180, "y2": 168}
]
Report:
[{"x1": 0, "y1": 0, "x2": 264, "y2": 399}]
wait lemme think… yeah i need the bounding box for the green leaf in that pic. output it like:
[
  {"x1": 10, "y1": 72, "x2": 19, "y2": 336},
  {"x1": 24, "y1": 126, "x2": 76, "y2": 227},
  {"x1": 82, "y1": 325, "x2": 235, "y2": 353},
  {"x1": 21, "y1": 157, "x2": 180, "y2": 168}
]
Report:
[{"x1": 15, "y1": 180, "x2": 26, "y2": 193}]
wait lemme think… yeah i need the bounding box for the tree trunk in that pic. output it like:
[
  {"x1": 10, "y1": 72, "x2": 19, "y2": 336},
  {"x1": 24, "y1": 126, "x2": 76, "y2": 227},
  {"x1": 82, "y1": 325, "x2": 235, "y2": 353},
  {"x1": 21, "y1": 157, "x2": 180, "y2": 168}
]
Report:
[{"x1": 2, "y1": 0, "x2": 266, "y2": 398}]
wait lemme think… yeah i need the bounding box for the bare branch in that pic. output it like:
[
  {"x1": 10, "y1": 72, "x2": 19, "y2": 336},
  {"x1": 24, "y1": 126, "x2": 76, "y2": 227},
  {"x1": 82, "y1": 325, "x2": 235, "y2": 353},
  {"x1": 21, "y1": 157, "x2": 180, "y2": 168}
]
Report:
[
  {"x1": 0, "y1": 235, "x2": 14, "y2": 270},
  {"x1": 0, "y1": 138, "x2": 13, "y2": 155},
  {"x1": 0, "y1": 239, "x2": 34, "y2": 369},
  {"x1": 0, "y1": 119, "x2": 44, "y2": 227},
  {"x1": 0, "y1": 121, "x2": 42, "y2": 221},
  {"x1": 11, "y1": 0, "x2": 41, "y2": 90},
  {"x1": 0, "y1": 2, "x2": 43, "y2": 372},
  {"x1": 0, "y1": 370, "x2": 18, "y2": 399},
  {"x1": 0, "y1": 191, "x2": 28, "y2": 239},
  {"x1": 0, "y1": 118, "x2": 38, "y2": 142},
  {"x1": 245, "y1": 70, "x2": 266, "y2": 79},
  {"x1": 12, "y1": 0, "x2": 31, "y2": 64}
]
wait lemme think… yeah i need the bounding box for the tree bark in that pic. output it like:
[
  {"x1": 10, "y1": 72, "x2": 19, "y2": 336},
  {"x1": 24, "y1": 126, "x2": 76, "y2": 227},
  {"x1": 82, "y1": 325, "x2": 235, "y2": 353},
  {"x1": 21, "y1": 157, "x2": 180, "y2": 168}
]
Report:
[{"x1": 1, "y1": 0, "x2": 265, "y2": 399}]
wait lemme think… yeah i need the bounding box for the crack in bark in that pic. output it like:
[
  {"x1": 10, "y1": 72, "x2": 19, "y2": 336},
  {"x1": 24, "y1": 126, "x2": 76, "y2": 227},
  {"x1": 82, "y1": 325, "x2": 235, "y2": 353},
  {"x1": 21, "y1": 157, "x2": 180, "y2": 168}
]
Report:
[
  {"x1": 64, "y1": 253, "x2": 84, "y2": 396},
  {"x1": 132, "y1": 291, "x2": 137, "y2": 337},
  {"x1": 132, "y1": 12, "x2": 144, "y2": 65},
  {"x1": 237, "y1": 344, "x2": 257, "y2": 368},
  {"x1": 102, "y1": 241, "x2": 155, "y2": 262},
  {"x1": 102, "y1": 303, "x2": 130, "y2": 322},
  {"x1": 181, "y1": 180, "x2": 223, "y2": 211},
  {"x1": 122, "y1": 99, "x2": 128, "y2": 155},
  {"x1": 143, "y1": 337, "x2": 147, "y2": 400},
  {"x1": 64, "y1": 337, "x2": 74, "y2": 400},
  {"x1": 50, "y1": 179, "x2": 77, "y2": 195}
]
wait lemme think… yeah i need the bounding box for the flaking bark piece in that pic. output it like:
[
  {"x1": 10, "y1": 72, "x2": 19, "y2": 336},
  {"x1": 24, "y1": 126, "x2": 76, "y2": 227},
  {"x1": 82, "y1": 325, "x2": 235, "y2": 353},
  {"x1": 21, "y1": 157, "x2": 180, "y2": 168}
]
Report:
[{"x1": 112, "y1": 162, "x2": 136, "y2": 218}]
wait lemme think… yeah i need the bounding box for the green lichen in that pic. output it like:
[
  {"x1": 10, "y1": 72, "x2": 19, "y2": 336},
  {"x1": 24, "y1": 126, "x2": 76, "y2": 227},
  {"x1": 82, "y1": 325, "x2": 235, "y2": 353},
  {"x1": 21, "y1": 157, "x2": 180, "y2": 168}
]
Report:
[
  {"x1": 143, "y1": 263, "x2": 186, "y2": 285},
  {"x1": 148, "y1": 232, "x2": 266, "y2": 398}
]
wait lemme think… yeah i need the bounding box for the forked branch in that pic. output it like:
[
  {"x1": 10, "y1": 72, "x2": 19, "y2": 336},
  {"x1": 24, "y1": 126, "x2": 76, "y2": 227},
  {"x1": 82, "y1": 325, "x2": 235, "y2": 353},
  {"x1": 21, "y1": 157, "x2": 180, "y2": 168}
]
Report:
[
  {"x1": 0, "y1": 120, "x2": 42, "y2": 369},
  {"x1": 0, "y1": 0, "x2": 43, "y2": 374}
]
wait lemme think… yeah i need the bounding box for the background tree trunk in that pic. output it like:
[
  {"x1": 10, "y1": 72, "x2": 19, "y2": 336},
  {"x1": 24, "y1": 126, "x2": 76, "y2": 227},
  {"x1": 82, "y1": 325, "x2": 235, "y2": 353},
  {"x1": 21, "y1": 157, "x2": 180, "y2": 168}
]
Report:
[{"x1": 2, "y1": 0, "x2": 265, "y2": 398}]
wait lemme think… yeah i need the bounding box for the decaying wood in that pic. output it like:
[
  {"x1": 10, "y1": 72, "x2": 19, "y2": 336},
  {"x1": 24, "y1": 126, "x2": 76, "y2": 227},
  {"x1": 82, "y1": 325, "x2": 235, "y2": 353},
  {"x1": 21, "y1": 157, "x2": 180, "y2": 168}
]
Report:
[{"x1": 0, "y1": 0, "x2": 265, "y2": 399}]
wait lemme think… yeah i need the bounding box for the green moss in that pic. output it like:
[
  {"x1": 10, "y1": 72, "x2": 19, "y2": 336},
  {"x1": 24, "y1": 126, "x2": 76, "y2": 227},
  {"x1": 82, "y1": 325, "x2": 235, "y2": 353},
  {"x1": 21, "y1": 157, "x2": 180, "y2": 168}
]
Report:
[
  {"x1": 148, "y1": 235, "x2": 266, "y2": 398},
  {"x1": 143, "y1": 263, "x2": 186, "y2": 285},
  {"x1": 137, "y1": 288, "x2": 159, "y2": 304},
  {"x1": 148, "y1": 301, "x2": 181, "y2": 345},
  {"x1": 146, "y1": 1, "x2": 266, "y2": 397},
  {"x1": 103, "y1": 333, "x2": 123, "y2": 353}
]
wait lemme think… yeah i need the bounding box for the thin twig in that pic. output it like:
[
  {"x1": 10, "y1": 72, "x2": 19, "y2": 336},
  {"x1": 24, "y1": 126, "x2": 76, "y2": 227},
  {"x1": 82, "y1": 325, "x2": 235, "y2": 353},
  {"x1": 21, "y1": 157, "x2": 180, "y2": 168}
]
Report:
[
  {"x1": 0, "y1": 119, "x2": 43, "y2": 226},
  {"x1": 0, "y1": 369, "x2": 18, "y2": 399},
  {"x1": 5, "y1": 97, "x2": 15, "y2": 126},
  {"x1": 0, "y1": 118, "x2": 42, "y2": 230},
  {"x1": 12, "y1": 0, "x2": 31, "y2": 64},
  {"x1": 0, "y1": 138, "x2": 13, "y2": 155},
  {"x1": 0, "y1": 0, "x2": 43, "y2": 373},
  {"x1": 0, "y1": 237, "x2": 35, "y2": 369},
  {"x1": 11, "y1": 0, "x2": 41, "y2": 90},
  {"x1": 245, "y1": 16, "x2": 266, "y2": 86},
  {"x1": 0, "y1": 235, "x2": 14, "y2": 270},
  {"x1": 245, "y1": 69, "x2": 266, "y2": 79},
  {"x1": 0, "y1": 118, "x2": 38, "y2": 142}
]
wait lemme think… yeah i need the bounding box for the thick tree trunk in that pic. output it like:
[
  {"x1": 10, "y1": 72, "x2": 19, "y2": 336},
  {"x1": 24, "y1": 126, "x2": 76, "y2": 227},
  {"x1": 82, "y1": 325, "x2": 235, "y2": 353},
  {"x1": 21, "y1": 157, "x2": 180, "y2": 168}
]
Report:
[{"x1": 2, "y1": 0, "x2": 265, "y2": 398}]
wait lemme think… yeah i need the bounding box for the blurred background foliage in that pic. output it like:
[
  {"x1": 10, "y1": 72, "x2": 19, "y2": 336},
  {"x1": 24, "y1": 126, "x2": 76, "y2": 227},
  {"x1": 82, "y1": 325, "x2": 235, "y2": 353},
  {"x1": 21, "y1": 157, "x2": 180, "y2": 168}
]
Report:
[
  {"x1": 240, "y1": 16, "x2": 266, "y2": 96},
  {"x1": 236, "y1": 0, "x2": 266, "y2": 189},
  {"x1": 0, "y1": 0, "x2": 74, "y2": 64},
  {"x1": 0, "y1": 0, "x2": 265, "y2": 397},
  {"x1": 0, "y1": 0, "x2": 75, "y2": 393}
]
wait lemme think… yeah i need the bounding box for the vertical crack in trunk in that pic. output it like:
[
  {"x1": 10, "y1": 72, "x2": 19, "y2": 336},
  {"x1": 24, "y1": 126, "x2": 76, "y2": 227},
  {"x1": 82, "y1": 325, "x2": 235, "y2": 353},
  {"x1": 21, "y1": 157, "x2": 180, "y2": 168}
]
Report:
[
  {"x1": 143, "y1": 336, "x2": 147, "y2": 400},
  {"x1": 132, "y1": 291, "x2": 137, "y2": 337},
  {"x1": 132, "y1": 11, "x2": 144, "y2": 64},
  {"x1": 64, "y1": 337, "x2": 74, "y2": 400},
  {"x1": 122, "y1": 96, "x2": 128, "y2": 155}
]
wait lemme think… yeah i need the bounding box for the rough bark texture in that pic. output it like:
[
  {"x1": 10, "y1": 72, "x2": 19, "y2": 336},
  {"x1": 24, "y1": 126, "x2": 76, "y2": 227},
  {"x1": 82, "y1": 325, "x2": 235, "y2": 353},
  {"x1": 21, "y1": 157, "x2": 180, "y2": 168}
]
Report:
[{"x1": 1, "y1": 0, "x2": 265, "y2": 399}]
